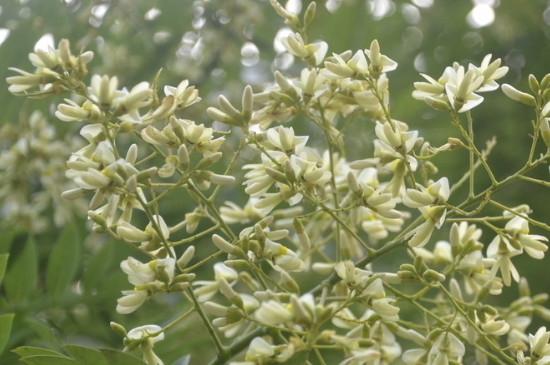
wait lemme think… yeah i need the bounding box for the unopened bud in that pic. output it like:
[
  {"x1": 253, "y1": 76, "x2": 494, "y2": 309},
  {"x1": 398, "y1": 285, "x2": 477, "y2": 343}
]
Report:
[
  {"x1": 178, "y1": 144, "x2": 190, "y2": 168},
  {"x1": 501, "y1": 84, "x2": 536, "y2": 106},
  {"x1": 303, "y1": 1, "x2": 316, "y2": 27},
  {"x1": 218, "y1": 277, "x2": 244, "y2": 308},
  {"x1": 242, "y1": 85, "x2": 253, "y2": 121},
  {"x1": 171, "y1": 282, "x2": 190, "y2": 291},
  {"x1": 529, "y1": 74, "x2": 540, "y2": 94},
  {"x1": 293, "y1": 218, "x2": 310, "y2": 252},
  {"x1": 423, "y1": 269, "x2": 446, "y2": 284},
  {"x1": 280, "y1": 271, "x2": 300, "y2": 293},
  {"x1": 540, "y1": 118, "x2": 550, "y2": 148},
  {"x1": 312, "y1": 262, "x2": 335, "y2": 275},
  {"x1": 116, "y1": 222, "x2": 151, "y2": 242},
  {"x1": 209, "y1": 173, "x2": 235, "y2": 185},
  {"x1": 125, "y1": 175, "x2": 137, "y2": 192},
  {"x1": 284, "y1": 160, "x2": 296, "y2": 184},
  {"x1": 274, "y1": 70, "x2": 293, "y2": 91},
  {"x1": 535, "y1": 306, "x2": 550, "y2": 321},
  {"x1": 195, "y1": 152, "x2": 222, "y2": 169},
  {"x1": 174, "y1": 273, "x2": 195, "y2": 283},
  {"x1": 518, "y1": 277, "x2": 531, "y2": 298},
  {"x1": 126, "y1": 144, "x2": 138, "y2": 164},
  {"x1": 254, "y1": 223, "x2": 266, "y2": 245},
  {"x1": 425, "y1": 96, "x2": 451, "y2": 111},
  {"x1": 62, "y1": 187, "x2": 89, "y2": 200},
  {"x1": 541, "y1": 73, "x2": 550, "y2": 90},
  {"x1": 88, "y1": 210, "x2": 107, "y2": 227},
  {"x1": 224, "y1": 259, "x2": 249, "y2": 270},
  {"x1": 212, "y1": 234, "x2": 236, "y2": 254},
  {"x1": 177, "y1": 246, "x2": 195, "y2": 269},
  {"x1": 347, "y1": 172, "x2": 361, "y2": 194},
  {"x1": 447, "y1": 137, "x2": 467, "y2": 149},
  {"x1": 204, "y1": 301, "x2": 229, "y2": 317},
  {"x1": 449, "y1": 278, "x2": 464, "y2": 301},
  {"x1": 110, "y1": 322, "x2": 127, "y2": 337},
  {"x1": 136, "y1": 167, "x2": 158, "y2": 182},
  {"x1": 218, "y1": 95, "x2": 240, "y2": 117},
  {"x1": 533, "y1": 293, "x2": 549, "y2": 305},
  {"x1": 206, "y1": 107, "x2": 233, "y2": 124}
]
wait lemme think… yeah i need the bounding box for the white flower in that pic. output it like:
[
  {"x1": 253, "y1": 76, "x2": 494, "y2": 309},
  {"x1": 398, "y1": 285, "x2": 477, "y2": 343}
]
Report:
[
  {"x1": 528, "y1": 327, "x2": 550, "y2": 364},
  {"x1": 254, "y1": 299, "x2": 294, "y2": 325},
  {"x1": 113, "y1": 81, "x2": 152, "y2": 114},
  {"x1": 371, "y1": 297, "x2": 400, "y2": 322},
  {"x1": 121, "y1": 257, "x2": 156, "y2": 286},
  {"x1": 245, "y1": 337, "x2": 275, "y2": 362},
  {"x1": 444, "y1": 66, "x2": 484, "y2": 112},
  {"x1": 365, "y1": 40, "x2": 397, "y2": 76},
  {"x1": 469, "y1": 54, "x2": 508, "y2": 92},
  {"x1": 323, "y1": 50, "x2": 369, "y2": 78},
  {"x1": 90, "y1": 74, "x2": 119, "y2": 110},
  {"x1": 505, "y1": 216, "x2": 548, "y2": 259},
  {"x1": 127, "y1": 324, "x2": 164, "y2": 342},
  {"x1": 404, "y1": 177, "x2": 450, "y2": 208},
  {"x1": 428, "y1": 332, "x2": 465, "y2": 365},
  {"x1": 116, "y1": 290, "x2": 148, "y2": 314},
  {"x1": 163, "y1": 80, "x2": 200, "y2": 109},
  {"x1": 126, "y1": 324, "x2": 165, "y2": 365},
  {"x1": 487, "y1": 235, "x2": 522, "y2": 286},
  {"x1": 339, "y1": 348, "x2": 380, "y2": 365},
  {"x1": 281, "y1": 32, "x2": 327, "y2": 65}
]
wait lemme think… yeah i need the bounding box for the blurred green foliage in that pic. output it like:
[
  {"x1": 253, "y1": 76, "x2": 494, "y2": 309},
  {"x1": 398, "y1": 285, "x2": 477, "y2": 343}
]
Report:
[{"x1": 1, "y1": 0, "x2": 550, "y2": 364}]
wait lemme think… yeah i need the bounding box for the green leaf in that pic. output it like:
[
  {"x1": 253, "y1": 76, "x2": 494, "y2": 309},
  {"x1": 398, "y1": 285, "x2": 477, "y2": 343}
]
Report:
[
  {"x1": 63, "y1": 345, "x2": 109, "y2": 365},
  {"x1": 0, "y1": 313, "x2": 14, "y2": 354},
  {"x1": 46, "y1": 222, "x2": 81, "y2": 300},
  {"x1": 24, "y1": 318, "x2": 58, "y2": 345},
  {"x1": 82, "y1": 240, "x2": 114, "y2": 293},
  {"x1": 100, "y1": 348, "x2": 148, "y2": 365},
  {"x1": 12, "y1": 347, "x2": 63, "y2": 358},
  {"x1": 0, "y1": 227, "x2": 15, "y2": 254},
  {"x1": 0, "y1": 253, "x2": 8, "y2": 285},
  {"x1": 20, "y1": 355, "x2": 76, "y2": 365},
  {"x1": 4, "y1": 236, "x2": 37, "y2": 303}
]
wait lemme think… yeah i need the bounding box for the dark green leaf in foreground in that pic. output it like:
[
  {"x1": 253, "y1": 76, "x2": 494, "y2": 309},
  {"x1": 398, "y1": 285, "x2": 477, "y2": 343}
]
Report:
[
  {"x1": 0, "y1": 313, "x2": 14, "y2": 354},
  {"x1": 4, "y1": 236, "x2": 37, "y2": 303},
  {"x1": 63, "y1": 345, "x2": 109, "y2": 365},
  {"x1": 46, "y1": 222, "x2": 81, "y2": 300}
]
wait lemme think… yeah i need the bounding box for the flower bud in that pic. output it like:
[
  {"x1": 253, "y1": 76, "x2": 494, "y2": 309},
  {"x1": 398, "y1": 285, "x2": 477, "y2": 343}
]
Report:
[
  {"x1": 303, "y1": 1, "x2": 316, "y2": 26},
  {"x1": 62, "y1": 187, "x2": 89, "y2": 200},
  {"x1": 110, "y1": 322, "x2": 127, "y2": 337},
  {"x1": 177, "y1": 246, "x2": 195, "y2": 269},
  {"x1": 208, "y1": 173, "x2": 235, "y2": 185},
  {"x1": 290, "y1": 295, "x2": 312, "y2": 325},
  {"x1": 218, "y1": 95, "x2": 240, "y2": 117},
  {"x1": 204, "y1": 301, "x2": 229, "y2": 317},
  {"x1": 117, "y1": 222, "x2": 151, "y2": 242},
  {"x1": 280, "y1": 271, "x2": 300, "y2": 293},
  {"x1": 218, "y1": 277, "x2": 244, "y2": 308},
  {"x1": 501, "y1": 84, "x2": 536, "y2": 106},
  {"x1": 242, "y1": 85, "x2": 253, "y2": 121},
  {"x1": 425, "y1": 96, "x2": 451, "y2": 111},
  {"x1": 195, "y1": 152, "x2": 222, "y2": 169},
  {"x1": 265, "y1": 166, "x2": 289, "y2": 184},
  {"x1": 540, "y1": 118, "x2": 550, "y2": 148},
  {"x1": 212, "y1": 234, "x2": 236, "y2": 254}
]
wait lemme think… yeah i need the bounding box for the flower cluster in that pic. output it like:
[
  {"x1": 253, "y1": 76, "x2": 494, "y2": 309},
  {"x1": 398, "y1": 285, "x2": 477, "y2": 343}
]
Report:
[
  {"x1": 0, "y1": 111, "x2": 87, "y2": 232},
  {"x1": 6, "y1": 1, "x2": 550, "y2": 364}
]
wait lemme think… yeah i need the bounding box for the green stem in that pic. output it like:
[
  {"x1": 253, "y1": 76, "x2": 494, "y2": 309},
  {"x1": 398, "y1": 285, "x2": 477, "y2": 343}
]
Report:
[
  {"x1": 187, "y1": 288, "x2": 227, "y2": 359},
  {"x1": 467, "y1": 111, "x2": 475, "y2": 198}
]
